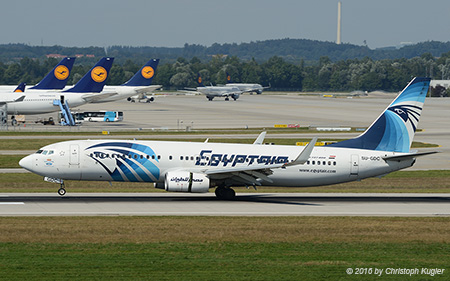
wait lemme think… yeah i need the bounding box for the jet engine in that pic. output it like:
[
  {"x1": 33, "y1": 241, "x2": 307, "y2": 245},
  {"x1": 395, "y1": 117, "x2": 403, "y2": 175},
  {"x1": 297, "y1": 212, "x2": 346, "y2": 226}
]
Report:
[
  {"x1": 164, "y1": 171, "x2": 210, "y2": 193},
  {"x1": 231, "y1": 93, "x2": 240, "y2": 100}
]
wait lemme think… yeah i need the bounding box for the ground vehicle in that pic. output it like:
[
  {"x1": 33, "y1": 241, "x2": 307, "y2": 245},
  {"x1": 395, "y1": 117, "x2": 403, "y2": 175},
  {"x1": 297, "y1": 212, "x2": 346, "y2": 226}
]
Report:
[{"x1": 83, "y1": 111, "x2": 123, "y2": 122}]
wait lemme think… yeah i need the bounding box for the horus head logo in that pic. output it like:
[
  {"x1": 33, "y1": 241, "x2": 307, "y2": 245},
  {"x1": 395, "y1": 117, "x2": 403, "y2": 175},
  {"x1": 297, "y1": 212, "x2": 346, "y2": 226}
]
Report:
[
  {"x1": 54, "y1": 65, "x2": 70, "y2": 80},
  {"x1": 388, "y1": 104, "x2": 421, "y2": 131},
  {"x1": 91, "y1": 66, "x2": 107, "y2": 83},
  {"x1": 141, "y1": 66, "x2": 154, "y2": 79}
]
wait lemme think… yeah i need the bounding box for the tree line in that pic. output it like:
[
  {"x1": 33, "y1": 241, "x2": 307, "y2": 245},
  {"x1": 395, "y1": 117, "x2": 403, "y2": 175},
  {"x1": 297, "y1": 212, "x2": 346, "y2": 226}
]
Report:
[{"x1": 0, "y1": 52, "x2": 449, "y2": 96}]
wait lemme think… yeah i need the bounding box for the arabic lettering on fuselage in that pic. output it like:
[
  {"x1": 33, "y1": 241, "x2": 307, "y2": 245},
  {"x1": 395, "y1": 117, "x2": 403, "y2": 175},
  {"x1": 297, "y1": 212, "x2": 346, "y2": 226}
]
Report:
[{"x1": 195, "y1": 150, "x2": 289, "y2": 167}]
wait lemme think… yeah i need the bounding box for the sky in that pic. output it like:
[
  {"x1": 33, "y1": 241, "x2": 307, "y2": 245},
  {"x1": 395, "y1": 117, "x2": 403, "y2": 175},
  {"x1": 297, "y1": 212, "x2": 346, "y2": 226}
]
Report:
[{"x1": 1, "y1": 0, "x2": 450, "y2": 49}]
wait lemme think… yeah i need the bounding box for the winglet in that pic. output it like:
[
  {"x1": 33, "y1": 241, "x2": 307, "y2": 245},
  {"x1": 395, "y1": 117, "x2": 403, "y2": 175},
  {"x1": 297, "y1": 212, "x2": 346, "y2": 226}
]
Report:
[
  {"x1": 253, "y1": 131, "x2": 266, "y2": 145},
  {"x1": 284, "y1": 137, "x2": 318, "y2": 167}
]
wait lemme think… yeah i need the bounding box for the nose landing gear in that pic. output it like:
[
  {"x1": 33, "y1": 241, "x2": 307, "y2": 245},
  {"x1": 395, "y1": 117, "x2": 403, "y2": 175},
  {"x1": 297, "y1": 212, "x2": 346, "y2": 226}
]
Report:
[{"x1": 58, "y1": 181, "x2": 66, "y2": 196}]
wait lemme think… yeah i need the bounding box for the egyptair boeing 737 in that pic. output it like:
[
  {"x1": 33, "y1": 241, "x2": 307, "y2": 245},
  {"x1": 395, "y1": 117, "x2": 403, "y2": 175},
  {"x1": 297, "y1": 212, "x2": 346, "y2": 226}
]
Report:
[{"x1": 19, "y1": 77, "x2": 436, "y2": 199}]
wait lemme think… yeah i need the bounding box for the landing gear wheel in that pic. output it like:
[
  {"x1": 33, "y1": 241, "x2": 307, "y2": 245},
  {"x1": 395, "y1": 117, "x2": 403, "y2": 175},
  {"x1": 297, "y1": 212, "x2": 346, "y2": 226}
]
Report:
[
  {"x1": 58, "y1": 188, "x2": 66, "y2": 196},
  {"x1": 215, "y1": 187, "x2": 236, "y2": 200},
  {"x1": 225, "y1": 97, "x2": 230, "y2": 101}
]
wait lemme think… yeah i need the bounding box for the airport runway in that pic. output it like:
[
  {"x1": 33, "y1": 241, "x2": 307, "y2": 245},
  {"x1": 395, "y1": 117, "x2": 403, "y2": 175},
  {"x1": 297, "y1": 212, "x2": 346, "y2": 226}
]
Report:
[{"x1": 0, "y1": 193, "x2": 449, "y2": 217}]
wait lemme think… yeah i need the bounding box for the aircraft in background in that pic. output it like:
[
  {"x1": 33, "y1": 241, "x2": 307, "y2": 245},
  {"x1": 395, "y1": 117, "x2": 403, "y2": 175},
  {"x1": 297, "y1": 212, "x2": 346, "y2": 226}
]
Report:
[
  {"x1": 20, "y1": 77, "x2": 437, "y2": 199},
  {"x1": 0, "y1": 57, "x2": 76, "y2": 92},
  {"x1": 99, "y1": 59, "x2": 162, "y2": 103},
  {"x1": 184, "y1": 73, "x2": 242, "y2": 101},
  {"x1": 225, "y1": 72, "x2": 268, "y2": 94},
  {"x1": 1, "y1": 57, "x2": 115, "y2": 115}
]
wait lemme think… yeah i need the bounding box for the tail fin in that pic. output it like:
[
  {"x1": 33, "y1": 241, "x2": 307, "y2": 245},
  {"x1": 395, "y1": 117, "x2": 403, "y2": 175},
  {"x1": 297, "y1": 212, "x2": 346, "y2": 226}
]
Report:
[
  {"x1": 197, "y1": 73, "x2": 204, "y2": 87},
  {"x1": 226, "y1": 72, "x2": 232, "y2": 83},
  {"x1": 64, "y1": 57, "x2": 114, "y2": 93},
  {"x1": 14, "y1": 82, "x2": 26, "y2": 93},
  {"x1": 30, "y1": 57, "x2": 76, "y2": 90},
  {"x1": 327, "y1": 77, "x2": 431, "y2": 153},
  {"x1": 122, "y1": 59, "x2": 159, "y2": 86}
]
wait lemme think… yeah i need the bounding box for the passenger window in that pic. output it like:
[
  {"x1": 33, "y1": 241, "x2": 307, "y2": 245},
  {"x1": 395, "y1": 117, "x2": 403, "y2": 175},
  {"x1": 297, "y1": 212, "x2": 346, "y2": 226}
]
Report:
[
  {"x1": 190, "y1": 156, "x2": 194, "y2": 161},
  {"x1": 317, "y1": 161, "x2": 320, "y2": 165},
  {"x1": 140, "y1": 155, "x2": 143, "y2": 159},
  {"x1": 152, "y1": 155, "x2": 155, "y2": 159},
  {"x1": 169, "y1": 156, "x2": 172, "y2": 160},
  {"x1": 312, "y1": 161, "x2": 315, "y2": 165},
  {"x1": 157, "y1": 155, "x2": 161, "y2": 160},
  {"x1": 180, "y1": 156, "x2": 183, "y2": 160}
]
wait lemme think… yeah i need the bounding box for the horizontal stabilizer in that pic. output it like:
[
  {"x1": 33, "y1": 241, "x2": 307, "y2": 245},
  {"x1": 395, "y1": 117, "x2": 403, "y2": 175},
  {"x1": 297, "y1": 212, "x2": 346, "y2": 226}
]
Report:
[{"x1": 383, "y1": 151, "x2": 439, "y2": 161}]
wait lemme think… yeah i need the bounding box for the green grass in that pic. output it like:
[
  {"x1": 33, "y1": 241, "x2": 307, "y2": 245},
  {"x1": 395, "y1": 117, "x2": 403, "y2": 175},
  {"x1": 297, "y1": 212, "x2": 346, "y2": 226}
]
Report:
[
  {"x1": 1, "y1": 242, "x2": 448, "y2": 280},
  {"x1": 0, "y1": 217, "x2": 449, "y2": 280}
]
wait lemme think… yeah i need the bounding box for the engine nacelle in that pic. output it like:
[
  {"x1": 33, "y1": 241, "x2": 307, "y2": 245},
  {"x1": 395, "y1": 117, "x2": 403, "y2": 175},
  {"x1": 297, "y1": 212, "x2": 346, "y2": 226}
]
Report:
[
  {"x1": 165, "y1": 171, "x2": 210, "y2": 193},
  {"x1": 231, "y1": 93, "x2": 240, "y2": 100}
]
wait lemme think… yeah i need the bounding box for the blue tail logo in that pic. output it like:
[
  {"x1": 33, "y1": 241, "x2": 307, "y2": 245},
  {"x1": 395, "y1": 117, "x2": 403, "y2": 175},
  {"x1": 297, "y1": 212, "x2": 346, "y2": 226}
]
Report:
[
  {"x1": 14, "y1": 82, "x2": 26, "y2": 93},
  {"x1": 122, "y1": 59, "x2": 159, "y2": 86},
  {"x1": 30, "y1": 57, "x2": 76, "y2": 90},
  {"x1": 328, "y1": 77, "x2": 430, "y2": 153},
  {"x1": 64, "y1": 57, "x2": 114, "y2": 93}
]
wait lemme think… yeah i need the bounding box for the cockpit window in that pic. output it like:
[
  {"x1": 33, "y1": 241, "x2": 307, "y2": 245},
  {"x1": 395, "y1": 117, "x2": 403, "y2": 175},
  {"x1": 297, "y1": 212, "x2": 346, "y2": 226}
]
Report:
[
  {"x1": 36, "y1": 150, "x2": 43, "y2": 154},
  {"x1": 42, "y1": 150, "x2": 48, "y2": 155},
  {"x1": 48, "y1": 150, "x2": 54, "y2": 155}
]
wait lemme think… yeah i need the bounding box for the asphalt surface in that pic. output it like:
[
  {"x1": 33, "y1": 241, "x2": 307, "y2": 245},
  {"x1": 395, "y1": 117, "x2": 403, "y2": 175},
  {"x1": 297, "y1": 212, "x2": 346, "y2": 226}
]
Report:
[{"x1": 0, "y1": 193, "x2": 449, "y2": 217}]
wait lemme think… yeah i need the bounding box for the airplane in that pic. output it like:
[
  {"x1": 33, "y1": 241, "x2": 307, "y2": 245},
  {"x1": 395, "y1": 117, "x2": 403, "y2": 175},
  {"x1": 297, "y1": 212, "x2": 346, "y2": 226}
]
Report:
[
  {"x1": 225, "y1": 72, "x2": 268, "y2": 94},
  {"x1": 0, "y1": 57, "x2": 76, "y2": 92},
  {"x1": 0, "y1": 57, "x2": 115, "y2": 115},
  {"x1": 99, "y1": 59, "x2": 163, "y2": 103},
  {"x1": 184, "y1": 73, "x2": 243, "y2": 101},
  {"x1": 19, "y1": 77, "x2": 437, "y2": 199}
]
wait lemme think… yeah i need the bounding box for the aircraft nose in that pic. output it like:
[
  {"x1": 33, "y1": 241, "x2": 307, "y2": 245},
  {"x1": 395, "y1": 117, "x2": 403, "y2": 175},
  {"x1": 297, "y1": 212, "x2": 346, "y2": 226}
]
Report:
[{"x1": 19, "y1": 155, "x2": 34, "y2": 171}]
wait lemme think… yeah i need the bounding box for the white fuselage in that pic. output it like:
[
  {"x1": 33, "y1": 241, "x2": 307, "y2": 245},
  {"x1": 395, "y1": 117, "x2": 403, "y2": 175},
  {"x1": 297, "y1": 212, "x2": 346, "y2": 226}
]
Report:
[
  {"x1": 19, "y1": 139, "x2": 415, "y2": 189},
  {"x1": 0, "y1": 91, "x2": 90, "y2": 115},
  {"x1": 226, "y1": 83, "x2": 264, "y2": 94},
  {"x1": 197, "y1": 86, "x2": 241, "y2": 97}
]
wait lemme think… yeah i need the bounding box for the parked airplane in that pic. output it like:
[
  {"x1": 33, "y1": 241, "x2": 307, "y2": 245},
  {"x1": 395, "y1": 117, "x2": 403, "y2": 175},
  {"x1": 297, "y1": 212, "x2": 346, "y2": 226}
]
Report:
[
  {"x1": 225, "y1": 72, "x2": 268, "y2": 94},
  {"x1": 185, "y1": 73, "x2": 242, "y2": 101},
  {"x1": 19, "y1": 77, "x2": 436, "y2": 199},
  {"x1": 1, "y1": 57, "x2": 114, "y2": 115},
  {"x1": 0, "y1": 57, "x2": 76, "y2": 92},
  {"x1": 99, "y1": 59, "x2": 162, "y2": 103}
]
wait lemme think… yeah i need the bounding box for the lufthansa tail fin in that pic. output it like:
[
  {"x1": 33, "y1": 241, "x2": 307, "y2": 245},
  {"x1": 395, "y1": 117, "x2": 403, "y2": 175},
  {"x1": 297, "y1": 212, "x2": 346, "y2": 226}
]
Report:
[
  {"x1": 327, "y1": 77, "x2": 431, "y2": 153},
  {"x1": 30, "y1": 57, "x2": 76, "y2": 90},
  {"x1": 226, "y1": 72, "x2": 232, "y2": 83},
  {"x1": 197, "y1": 73, "x2": 205, "y2": 87},
  {"x1": 14, "y1": 82, "x2": 26, "y2": 93},
  {"x1": 122, "y1": 59, "x2": 159, "y2": 86},
  {"x1": 64, "y1": 57, "x2": 114, "y2": 93}
]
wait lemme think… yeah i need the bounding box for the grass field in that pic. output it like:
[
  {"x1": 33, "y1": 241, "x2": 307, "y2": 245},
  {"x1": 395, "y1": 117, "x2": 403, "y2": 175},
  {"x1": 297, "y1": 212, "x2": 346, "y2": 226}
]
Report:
[
  {"x1": 1, "y1": 170, "x2": 449, "y2": 193},
  {"x1": 0, "y1": 217, "x2": 448, "y2": 280}
]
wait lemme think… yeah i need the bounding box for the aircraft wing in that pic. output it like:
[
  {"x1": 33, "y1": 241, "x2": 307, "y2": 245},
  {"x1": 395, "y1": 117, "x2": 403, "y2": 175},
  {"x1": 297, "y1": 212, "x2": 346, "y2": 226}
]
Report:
[
  {"x1": 0, "y1": 95, "x2": 25, "y2": 105},
  {"x1": 134, "y1": 85, "x2": 162, "y2": 94},
  {"x1": 195, "y1": 139, "x2": 317, "y2": 186},
  {"x1": 81, "y1": 92, "x2": 118, "y2": 103}
]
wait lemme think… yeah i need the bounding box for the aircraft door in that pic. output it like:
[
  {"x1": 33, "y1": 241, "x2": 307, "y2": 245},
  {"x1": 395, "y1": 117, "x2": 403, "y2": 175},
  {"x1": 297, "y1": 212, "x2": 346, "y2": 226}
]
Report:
[
  {"x1": 69, "y1": 144, "x2": 80, "y2": 165},
  {"x1": 350, "y1": 154, "x2": 359, "y2": 176}
]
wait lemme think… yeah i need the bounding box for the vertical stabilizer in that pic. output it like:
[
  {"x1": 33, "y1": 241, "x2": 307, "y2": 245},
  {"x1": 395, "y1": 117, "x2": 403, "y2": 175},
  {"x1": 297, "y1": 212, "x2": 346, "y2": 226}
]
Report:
[
  {"x1": 327, "y1": 77, "x2": 430, "y2": 152},
  {"x1": 64, "y1": 57, "x2": 114, "y2": 93},
  {"x1": 30, "y1": 57, "x2": 76, "y2": 90},
  {"x1": 122, "y1": 59, "x2": 159, "y2": 86}
]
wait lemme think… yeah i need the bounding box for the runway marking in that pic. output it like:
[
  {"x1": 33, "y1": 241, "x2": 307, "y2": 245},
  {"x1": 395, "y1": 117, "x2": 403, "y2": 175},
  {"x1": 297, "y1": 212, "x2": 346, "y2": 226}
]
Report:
[{"x1": 0, "y1": 202, "x2": 24, "y2": 205}]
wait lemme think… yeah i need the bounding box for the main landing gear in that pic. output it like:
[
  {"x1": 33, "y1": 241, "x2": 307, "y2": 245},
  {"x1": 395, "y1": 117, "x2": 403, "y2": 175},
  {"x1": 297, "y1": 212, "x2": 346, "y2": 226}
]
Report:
[{"x1": 215, "y1": 186, "x2": 236, "y2": 200}]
